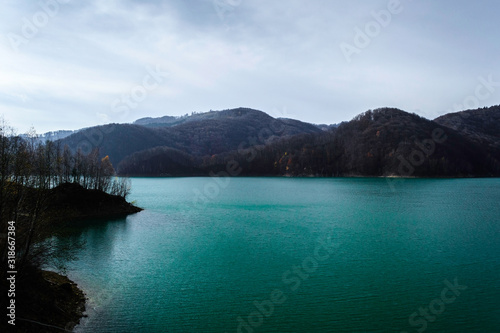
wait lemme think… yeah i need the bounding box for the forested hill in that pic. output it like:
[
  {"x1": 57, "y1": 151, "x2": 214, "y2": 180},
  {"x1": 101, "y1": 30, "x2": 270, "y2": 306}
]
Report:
[
  {"x1": 434, "y1": 105, "x2": 500, "y2": 156},
  {"x1": 58, "y1": 108, "x2": 322, "y2": 167},
  {"x1": 116, "y1": 107, "x2": 500, "y2": 177},
  {"x1": 58, "y1": 106, "x2": 500, "y2": 177}
]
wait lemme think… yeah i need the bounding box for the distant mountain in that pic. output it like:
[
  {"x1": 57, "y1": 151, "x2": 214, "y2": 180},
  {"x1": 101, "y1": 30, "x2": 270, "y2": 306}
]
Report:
[
  {"x1": 57, "y1": 106, "x2": 500, "y2": 177},
  {"x1": 434, "y1": 105, "x2": 500, "y2": 152},
  {"x1": 58, "y1": 108, "x2": 322, "y2": 168},
  {"x1": 133, "y1": 110, "x2": 326, "y2": 129},
  {"x1": 188, "y1": 107, "x2": 499, "y2": 178},
  {"x1": 21, "y1": 130, "x2": 77, "y2": 143},
  {"x1": 314, "y1": 123, "x2": 340, "y2": 131}
]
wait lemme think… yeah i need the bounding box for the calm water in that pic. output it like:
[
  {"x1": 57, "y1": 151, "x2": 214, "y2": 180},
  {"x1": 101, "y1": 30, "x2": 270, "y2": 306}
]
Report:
[{"x1": 54, "y1": 178, "x2": 500, "y2": 332}]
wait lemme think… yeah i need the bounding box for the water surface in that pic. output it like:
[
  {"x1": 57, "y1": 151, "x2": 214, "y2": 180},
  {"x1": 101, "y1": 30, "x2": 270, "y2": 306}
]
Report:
[{"x1": 54, "y1": 178, "x2": 500, "y2": 332}]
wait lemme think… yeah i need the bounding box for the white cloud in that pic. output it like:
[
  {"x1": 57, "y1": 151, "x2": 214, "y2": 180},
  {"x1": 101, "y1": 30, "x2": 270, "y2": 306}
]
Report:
[{"x1": 0, "y1": 0, "x2": 499, "y2": 133}]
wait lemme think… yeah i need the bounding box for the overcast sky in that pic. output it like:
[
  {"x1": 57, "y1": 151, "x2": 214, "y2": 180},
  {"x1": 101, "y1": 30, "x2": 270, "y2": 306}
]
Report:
[{"x1": 1, "y1": 0, "x2": 499, "y2": 133}]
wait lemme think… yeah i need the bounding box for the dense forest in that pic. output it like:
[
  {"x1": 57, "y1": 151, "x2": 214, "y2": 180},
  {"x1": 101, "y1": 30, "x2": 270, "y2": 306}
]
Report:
[
  {"x1": 115, "y1": 107, "x2": 500, "y2": 177},
  {"x1": 9, "y1": 106, "x2": 495, "y2": 179},
  {"x1": 58, "y1": 108, "x2": 323, "y2": 167},
  {"x1": 434, "y1": 105, "x2": 500, "y2": 161}
]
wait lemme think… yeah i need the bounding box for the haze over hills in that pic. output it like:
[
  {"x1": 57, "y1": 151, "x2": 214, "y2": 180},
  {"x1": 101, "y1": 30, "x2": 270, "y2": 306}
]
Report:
[
  {"x1": 20, "y1": 130, "x2": 78, "y2": 143},
  {"x1": 56, "y1": 106, "x2": 500, "y2": 178}
]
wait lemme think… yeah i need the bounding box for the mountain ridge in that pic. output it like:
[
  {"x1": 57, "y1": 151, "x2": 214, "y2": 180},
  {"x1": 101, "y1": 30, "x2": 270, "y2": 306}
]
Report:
[
  {"x1": 58, "y1": 107, "x2": 323, "y2": 167},
  {"x1": 56, "y1": 106, "x2": 500, "y2": 177}
]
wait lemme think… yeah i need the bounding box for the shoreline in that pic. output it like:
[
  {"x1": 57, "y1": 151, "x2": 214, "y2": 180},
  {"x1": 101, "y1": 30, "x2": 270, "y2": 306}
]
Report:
[
  {"x1": 41, "y1": 270, "x2": 87, "y2": 332},
  {"x1": 5, "y1": 183, "x2": 143, "y2": 333},
  {"x1": 120, "y1": 174, "x2": 500, "y2": 179},
  {"x1": 9, "y1": 270, "x2": 86, "y2": 333}
]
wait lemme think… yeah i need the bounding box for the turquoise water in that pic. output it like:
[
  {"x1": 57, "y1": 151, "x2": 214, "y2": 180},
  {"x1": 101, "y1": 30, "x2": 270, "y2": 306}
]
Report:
[{"x1": 55, "y1": 178, "x2": 500, "y2": 332}]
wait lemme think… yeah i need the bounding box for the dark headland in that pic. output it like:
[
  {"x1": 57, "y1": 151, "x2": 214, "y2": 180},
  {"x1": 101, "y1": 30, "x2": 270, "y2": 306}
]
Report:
[{"x1": 1, "y1": 183, "x2": 142, "y2": 333}]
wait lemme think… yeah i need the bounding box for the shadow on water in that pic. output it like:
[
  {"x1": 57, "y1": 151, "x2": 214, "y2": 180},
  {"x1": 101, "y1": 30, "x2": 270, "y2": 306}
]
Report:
[{"x1": 43, "y1": 215, "x2": 134, "y2": 273}]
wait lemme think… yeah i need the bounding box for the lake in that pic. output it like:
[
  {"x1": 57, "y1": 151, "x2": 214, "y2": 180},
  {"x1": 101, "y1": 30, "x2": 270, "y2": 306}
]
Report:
[{"x1": 53, "y1": 177, "x2": 500, "y2": 332}]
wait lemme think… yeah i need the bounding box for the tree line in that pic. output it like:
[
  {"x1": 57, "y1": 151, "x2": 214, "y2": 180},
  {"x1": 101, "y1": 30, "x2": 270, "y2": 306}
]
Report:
[
  {"x1": 117, "y1": 108, "x2": 500, "y2": 178},
  {"x1": 0, "y1": 120, "x2": 130, "y2": 275}
]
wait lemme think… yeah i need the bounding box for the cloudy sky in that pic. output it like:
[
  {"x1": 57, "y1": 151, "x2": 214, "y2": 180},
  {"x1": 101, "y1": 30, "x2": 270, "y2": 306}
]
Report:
[{"x1": 1, "y1": 0, "x2": 499, "y2": 133}]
